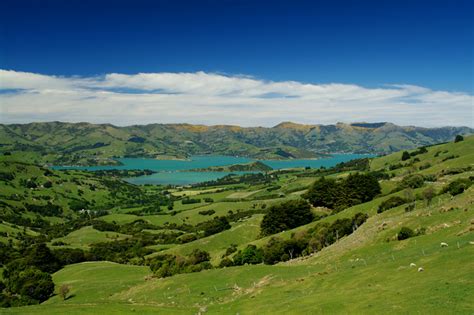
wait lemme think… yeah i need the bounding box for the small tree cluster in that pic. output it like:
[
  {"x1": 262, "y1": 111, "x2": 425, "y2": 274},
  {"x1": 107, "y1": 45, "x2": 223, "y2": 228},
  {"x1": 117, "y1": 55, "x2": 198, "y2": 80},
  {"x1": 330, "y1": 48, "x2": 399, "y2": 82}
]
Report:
[
  {"x1": 377, "y1": 196, "x2": 407, "y2": 213},
  {"x1": 401, "y1": 151, "x2": 411, "y2": 161},
  {"x1": 305, "y1": 173, "x2": 381, "y2": 212},
  {"x1": 222, "y1": 212, "x2": 368, "y2": 267},
  {"x1": 260, "y1": 200, "x2": 313, "y2": 236},
  {"x1": 397, "y1": 227, "x2": 415, "y2": 240},
  {"x1": 149, "y1": 249, "x2": 212, "y2": 278},
  {"x1": 454, "y1": 135, "x2": 464, "y2": 143},
  {"x1": 441, "y1": 178, "x2": 472, "y2": 196}
]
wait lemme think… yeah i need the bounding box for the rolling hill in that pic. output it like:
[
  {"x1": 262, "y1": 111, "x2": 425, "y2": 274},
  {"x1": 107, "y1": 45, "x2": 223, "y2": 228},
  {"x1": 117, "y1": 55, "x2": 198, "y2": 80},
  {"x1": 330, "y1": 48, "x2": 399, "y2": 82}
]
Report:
[
  {"x1": 0, "y1": 121, "x2": 471, "y2": 165},
  {"x1": 0, "y1": 135, "x2": 472, "y2": 313}
]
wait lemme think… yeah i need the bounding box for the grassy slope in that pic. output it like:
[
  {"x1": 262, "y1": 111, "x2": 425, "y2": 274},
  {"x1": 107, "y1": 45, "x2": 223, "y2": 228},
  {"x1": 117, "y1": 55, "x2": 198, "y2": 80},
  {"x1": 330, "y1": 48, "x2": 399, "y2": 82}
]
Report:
[
  {"x1": 1, "y1": 121, "x2": 471, "y2": 165},
  {"x1": 49, "y1": 226, "x2": 131, "y2": 250},
  {"x1": 151, "y1": 214, "x2": 264, "y2": 264},
  {"x1": 3, "y1": 137, "x2": 474, "y2": 314}
]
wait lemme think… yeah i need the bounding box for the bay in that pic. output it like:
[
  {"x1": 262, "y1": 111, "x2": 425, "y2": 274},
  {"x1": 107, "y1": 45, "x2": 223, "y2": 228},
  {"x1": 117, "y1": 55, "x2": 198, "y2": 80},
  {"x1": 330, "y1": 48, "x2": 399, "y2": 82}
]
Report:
[{"x1": 53, "y1": 154, "x2": 373, "y2": 185}]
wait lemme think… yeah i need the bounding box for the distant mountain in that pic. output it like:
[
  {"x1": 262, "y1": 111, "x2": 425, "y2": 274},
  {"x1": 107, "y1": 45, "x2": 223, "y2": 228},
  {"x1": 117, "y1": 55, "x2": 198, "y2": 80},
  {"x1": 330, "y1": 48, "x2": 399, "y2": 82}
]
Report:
[{"x1": 0, "y1": 121, "x2": 471, "y2": 165}]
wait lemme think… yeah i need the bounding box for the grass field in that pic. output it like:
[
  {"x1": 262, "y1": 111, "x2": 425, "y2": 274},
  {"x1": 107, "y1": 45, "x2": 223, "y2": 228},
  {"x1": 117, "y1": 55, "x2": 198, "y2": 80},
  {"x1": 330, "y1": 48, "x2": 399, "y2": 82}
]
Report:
[
  {"x1": 1, "y1": 136, "x2": 473, "y2": 314},
  {"x1": 49, "y1": 226, "x2": 130, "y2": 250}
]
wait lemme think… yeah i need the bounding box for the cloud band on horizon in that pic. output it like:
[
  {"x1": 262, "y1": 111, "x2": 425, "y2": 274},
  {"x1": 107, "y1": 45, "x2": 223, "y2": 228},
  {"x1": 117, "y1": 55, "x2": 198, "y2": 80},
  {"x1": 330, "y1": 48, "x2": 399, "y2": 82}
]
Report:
[{"x1": 0, "y1": 69, "x2": 472, "y2": 127}]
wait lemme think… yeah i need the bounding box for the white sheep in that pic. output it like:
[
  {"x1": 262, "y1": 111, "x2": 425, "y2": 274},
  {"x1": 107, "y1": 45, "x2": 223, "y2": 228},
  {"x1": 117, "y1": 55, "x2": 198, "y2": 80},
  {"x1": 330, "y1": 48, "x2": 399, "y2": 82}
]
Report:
[
  {"x1": 418, "y1": 267, "x2": 424, "y2": 272},
  {"x1": 410, "y1": 263, "x2": 416, "y2": 267},
  {"x1": 440, "y1": 242, "x2": 449, "y2": 247}
]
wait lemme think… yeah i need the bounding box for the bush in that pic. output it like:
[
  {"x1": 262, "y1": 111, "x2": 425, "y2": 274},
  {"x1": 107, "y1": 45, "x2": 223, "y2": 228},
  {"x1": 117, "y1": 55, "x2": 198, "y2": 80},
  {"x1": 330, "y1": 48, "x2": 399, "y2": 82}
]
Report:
[
  {"x1": 59, "y1": 284, "x2": 71, "y2": 300},
  {"x1": 232, "y1": 245, "x2": 264, "y2": 265},
  {"x1": 418, "y1": 163, "x2": 431, "y2": 170},
  {"x1": 198, "y1": 209, "x2": 215, "y2": 216},
  {"x1": 401, "y1": 151, "x2": 410, "y2": 161},
  {"x1": 423, "y1": 174, "x2": 437, "y2": 182},
  {"x1": 441, "y1": 178, "x2": 472, "y2": 196},
  {"x1": 181, "y1": 198, "x2": 201, "y2": 205},
  {"x1": 422, "y1": 186, "x2": 436, "y2": 205},
  {"x1": 454, "y1": 135, "x2": 464, "y2": 143},
  {"x1": 219, "y1": 257, "x2": 234, "y2": 268},
  {"x1": 397, "y1": 227, "x2": 415, "y2": 240},
  {"x1": 26, "y1": 243, "x2": 61, "y2": 273},
  {"x1": 3, "y1": 266, "x2": 54, "y2": 303},
  {"x1": 399, "y1": 174, "x2": 424, "y2": 189},
  {"x1": 222, "y1": 244, "x2": 238, "y2": 257},
  {"x1": 149, "y1": 249, "x2": 212, "y2": 278},
  {"x1": 378, "y1": 196, "x2": 406, "y2": 213},
  {"x1": 178, "y1": 233, "x2": 197, "y2": 244},
  {"x1": 197, "y1": 216, "x2": 231, "y2": 237},
  {"x1": 43, "y1": 181, "x2": 53, "y2": 188},
  {"x1": 53, "y1": 248, "x2": 86, "y2": 265}
]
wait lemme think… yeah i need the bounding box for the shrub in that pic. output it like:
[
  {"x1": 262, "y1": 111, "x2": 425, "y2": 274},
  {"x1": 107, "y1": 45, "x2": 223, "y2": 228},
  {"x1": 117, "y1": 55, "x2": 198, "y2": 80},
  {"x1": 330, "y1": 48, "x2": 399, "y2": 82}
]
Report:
[
  {"x1": 149, "y1": 250, "x2": 212, "y2": 278},
  {"x1": 178, "y1": 233, "x2": 197, "y2": 244},
  {"x1": 397, "y1": 227, "x2": 415, "y2": 240},
  {"x1": 422, "y1": 186, "x2": 436, "y2": 205},
  {"x1": 377, "y1": 196, "x2": 406, "y2": 213},
  {"x1": 454, "y1": 135, "x2": 464, "y2": 143},
  {"x1": 59, "y1": 284, "x2": 71, "y2": 300},
  {"x1": 197, "y1": 216, "x2": 231, "y2": 237},
  {"x1": 399, "y1": 174, "x2": 424, "y2": 189},
  {"x1": 442, "y1": 155, "x2": 458, "y2": 162},
  {"x1": 181, "y1": 198, "x2": 201, "y2": 205},
  {"x1": 423, "y1": 174, "x2": 437, "y2": 182},
  {"x1": 222, "y1": 244, "x2": 238, "y2": 257},
  {"x1": 418, "y1": 163, "x2": 431, "y2": 170},
  {"x1": 441, "y1": 178, "x2": 472, "y2": 196},
  {"x1": 401, "y1": 151, "x2": 410, "y2": 161},
  {"x1": 53, "y1": 248, "x2": 86, "y2": 265},
  {"x1": 232, "y1": 245, "x2": 264, "y2": 265},
  {"x1": 219, "y1": 257, "x2": 234, "y2": 268},
  {"x1": 43, "y1": 181, "x2": 53, "y2": 188},
  {"x1": 198, "y1": 209, "x2": 215, "y2": 216}
]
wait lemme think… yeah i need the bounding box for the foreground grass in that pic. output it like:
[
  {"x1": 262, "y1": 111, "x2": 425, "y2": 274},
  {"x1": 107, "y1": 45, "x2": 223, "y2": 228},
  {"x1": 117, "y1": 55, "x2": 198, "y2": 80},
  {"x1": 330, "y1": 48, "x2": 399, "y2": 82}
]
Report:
[{"x1": 2, "y1": 137, "x2": 473, "y2": 314}]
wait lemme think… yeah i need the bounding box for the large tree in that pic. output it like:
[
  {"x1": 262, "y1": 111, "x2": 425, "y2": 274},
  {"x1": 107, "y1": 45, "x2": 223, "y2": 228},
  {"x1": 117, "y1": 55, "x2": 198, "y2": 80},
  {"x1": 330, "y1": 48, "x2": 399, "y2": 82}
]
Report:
[{"x1": 260, "y1": 200, "x2": 313, "y2": 236}]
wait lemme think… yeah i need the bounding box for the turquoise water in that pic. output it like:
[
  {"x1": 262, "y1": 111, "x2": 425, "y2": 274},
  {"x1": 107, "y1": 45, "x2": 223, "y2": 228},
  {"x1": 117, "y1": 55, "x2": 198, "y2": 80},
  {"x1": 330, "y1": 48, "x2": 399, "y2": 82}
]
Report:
[{"x1": 53, "y1": 154, "x2": 373, "y2": 185}]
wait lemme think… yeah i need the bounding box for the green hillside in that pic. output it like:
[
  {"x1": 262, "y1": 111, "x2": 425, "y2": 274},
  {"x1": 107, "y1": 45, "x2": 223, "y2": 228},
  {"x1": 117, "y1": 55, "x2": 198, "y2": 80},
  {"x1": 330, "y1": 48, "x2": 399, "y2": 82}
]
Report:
[
  {"x1": 0, "y1": 121, "x2": 471, "y2": 165},
  {"x1": 0, "y1": 135, "x2": 473, "y2": 313}
]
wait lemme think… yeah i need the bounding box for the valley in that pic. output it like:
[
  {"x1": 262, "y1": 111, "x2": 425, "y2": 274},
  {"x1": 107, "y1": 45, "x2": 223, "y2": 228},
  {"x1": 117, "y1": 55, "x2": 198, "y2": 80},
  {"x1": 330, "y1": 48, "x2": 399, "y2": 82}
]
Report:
[{"x1": 0, "y1": 133, "x2": 472, "y2": 313}]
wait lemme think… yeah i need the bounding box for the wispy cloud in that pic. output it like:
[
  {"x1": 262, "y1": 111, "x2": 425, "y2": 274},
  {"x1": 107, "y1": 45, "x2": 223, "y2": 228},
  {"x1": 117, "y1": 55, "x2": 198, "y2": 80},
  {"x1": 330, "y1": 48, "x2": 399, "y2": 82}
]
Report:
[{"x1": 0, "y1": 69, "x2": 472, "y2": 127}]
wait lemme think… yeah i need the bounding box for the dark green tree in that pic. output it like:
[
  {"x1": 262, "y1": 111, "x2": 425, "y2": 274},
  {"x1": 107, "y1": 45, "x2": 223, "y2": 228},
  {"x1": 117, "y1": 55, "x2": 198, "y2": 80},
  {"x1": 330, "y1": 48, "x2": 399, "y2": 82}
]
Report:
[
  {"x1": 260, "y1": 200, "x2": 313, "y2": 236},
  {"x1": 397, "y1": 227, "x2": 415, "y2": 240},
  {"x1": 401, "y1": 151, "x2": 410, "y2": 161},
  {"x1": 26, "y1": 243, "x2": 61, "y2": 273},
  {"x1": 305, "y1": 177, "x2": 339, "y2": 209},
  {"x1": 232, "y1": 245, "x2": 263, "y2": 265},
  {"x1": 3, "y1": 266, "x2": 54, "y2": 303},
  {"x1": 454, "y1": 135, "x2": 464, "y2": 143}
]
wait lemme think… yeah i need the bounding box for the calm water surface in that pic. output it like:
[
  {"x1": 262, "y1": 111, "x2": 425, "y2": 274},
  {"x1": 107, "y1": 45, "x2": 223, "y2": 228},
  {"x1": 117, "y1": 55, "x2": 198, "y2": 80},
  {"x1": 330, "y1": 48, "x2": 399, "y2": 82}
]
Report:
[{"x1": 53, "y1": 154, "x2": 373, "y2": 185}]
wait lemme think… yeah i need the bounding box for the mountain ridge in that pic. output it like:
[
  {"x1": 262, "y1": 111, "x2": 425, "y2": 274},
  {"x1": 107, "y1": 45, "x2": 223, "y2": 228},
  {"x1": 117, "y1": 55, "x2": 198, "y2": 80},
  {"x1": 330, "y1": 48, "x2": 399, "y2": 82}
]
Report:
[{"x1": 0, "y1": 121, "x2": 471, "y2": 166}]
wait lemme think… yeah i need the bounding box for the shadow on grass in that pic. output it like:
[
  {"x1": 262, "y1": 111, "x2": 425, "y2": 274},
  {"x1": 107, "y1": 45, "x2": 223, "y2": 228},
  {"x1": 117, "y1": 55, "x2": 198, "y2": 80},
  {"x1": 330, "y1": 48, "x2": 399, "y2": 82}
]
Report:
[{"x1": 64, "y1": 294, "x2": 76, "y2": 301}]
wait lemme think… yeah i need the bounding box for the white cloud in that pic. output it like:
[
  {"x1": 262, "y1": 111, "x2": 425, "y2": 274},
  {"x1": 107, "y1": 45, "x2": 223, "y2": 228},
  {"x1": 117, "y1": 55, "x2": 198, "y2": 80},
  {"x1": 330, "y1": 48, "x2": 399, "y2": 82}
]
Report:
[{"x1": 0, "y1": 69, "x2": 472, "y2": 127}]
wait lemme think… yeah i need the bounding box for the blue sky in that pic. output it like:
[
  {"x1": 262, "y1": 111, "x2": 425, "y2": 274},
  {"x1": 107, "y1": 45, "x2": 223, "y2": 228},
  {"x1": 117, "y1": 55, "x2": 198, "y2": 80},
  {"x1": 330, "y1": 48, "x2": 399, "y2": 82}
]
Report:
[{"x1": 0, "y1": 0, "x2": 472, "y2": 126}]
